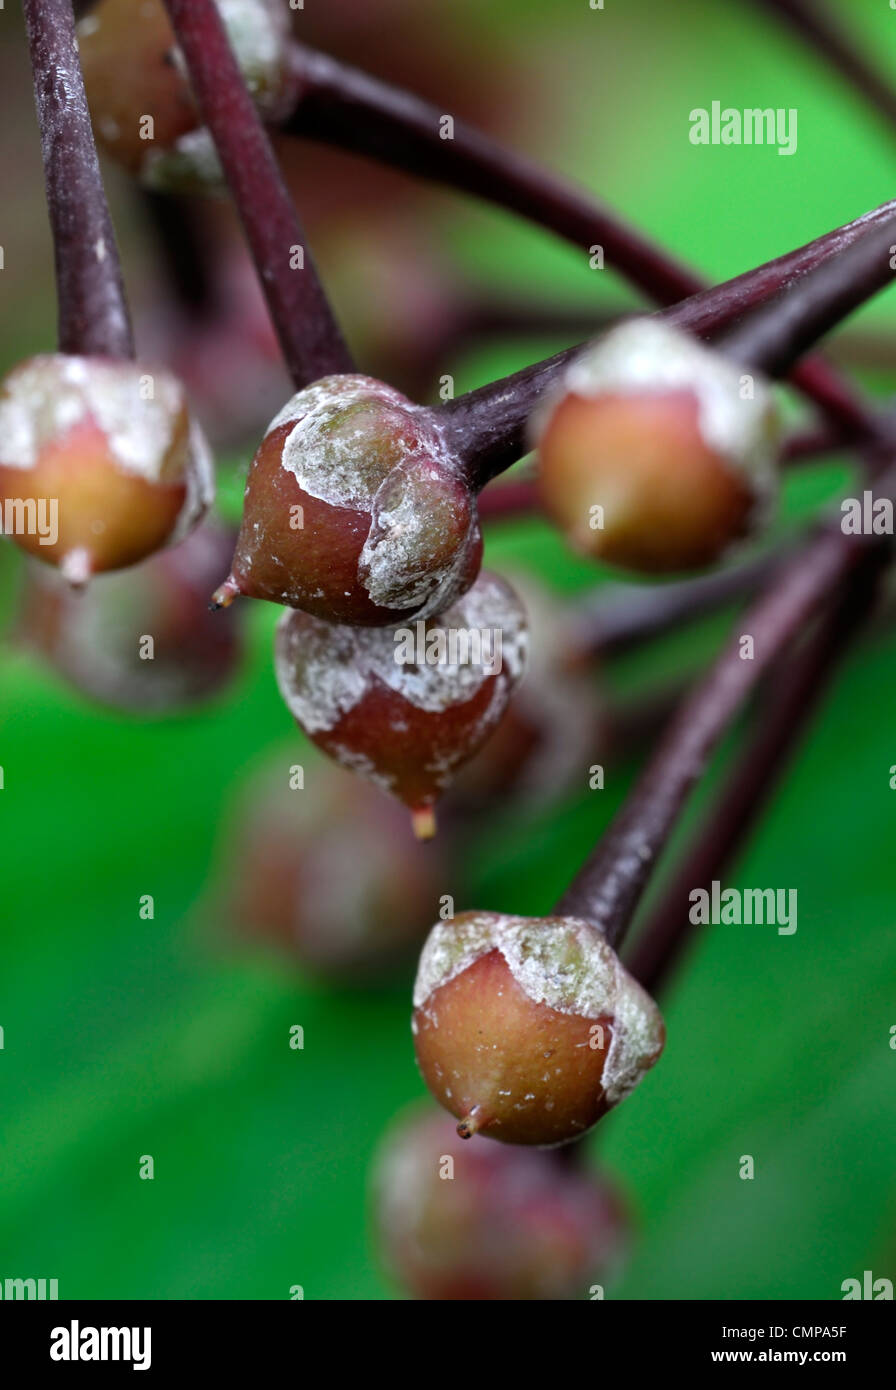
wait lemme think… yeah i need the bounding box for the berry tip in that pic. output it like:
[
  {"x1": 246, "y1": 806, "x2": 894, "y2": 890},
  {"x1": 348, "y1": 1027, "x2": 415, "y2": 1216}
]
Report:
[{"x1": 411, "y1": 805, "x2": 438, "y2": 840}]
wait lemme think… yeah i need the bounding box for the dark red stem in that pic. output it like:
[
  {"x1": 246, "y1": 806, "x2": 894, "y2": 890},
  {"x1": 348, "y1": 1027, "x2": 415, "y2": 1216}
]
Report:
[
  {"x1": 283, "y1": 44, "x2": 695, "y2": 307},
  {"x1": 279, "y1": 42, "x2": 876, "y2": 448},
  {"x1": 564, "y1": 547, "x2": 794, "y2": 662},
  {"x1": 23, "y1": 0, "x2": 133, "y2": 358},
  {"x1": 718, "y1": 213, "x2": 896, "y2": 376},
  {"x1": 161, "y1": 0, "x2": 352, "y2": 389},
  {"x1": 753, "y1": 0, "x2": 896, "y2": 135},
  {"x1": 476, "y1": 477, "x2": 538, "y2": 521},
  {"x1": 553, "y1": 508, "x2": 893, "y2": 948},
  {"x1": 627, "y1": 547, "x2": 887, "y2": 996},
  {"x1": 441, "y1": 202, "x2": 896, "y2": 488}
]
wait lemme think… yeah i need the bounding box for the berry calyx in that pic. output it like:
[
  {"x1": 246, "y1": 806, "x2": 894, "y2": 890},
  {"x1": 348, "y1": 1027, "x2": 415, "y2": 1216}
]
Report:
[
  {"x1": 533, "y1": 318, "x2": 780, "y2": 573},
  {"x1": 372, "y1": 1105, "x2": 630, "y2": 1300},
  {"x1": 0, "y1": 354, "x2": 212, "y2": 584},
  {"x1": 213, "y1": 375, "x2": 483, "y2": 625},
  {"x1": 78, "y1": 0, "x2": 297, "y2": 192},
  {"x1": 273, "y1": 570, "x2": 528, "y2": 834},
  {"x1": 412, "y1": 911, "x2": 664, "y2": 1145}
]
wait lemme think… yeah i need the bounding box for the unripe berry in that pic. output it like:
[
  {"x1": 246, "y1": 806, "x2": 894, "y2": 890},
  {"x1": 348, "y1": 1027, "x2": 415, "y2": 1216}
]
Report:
[
  {"x1": 372, "y1": 1105, "x2": 630, "y2": 1300},
  {"x1": 213, "y1": 375, "x2": 482, "y2": 625},
  {"x1": 534, "y1": 318, "x2": 779, "y2": 573},
  {"x1": 413, "y1": 911, "x2": 664, "y2": 1144},
  {"x1": 18, "y1": 522, "x2": 240, "y2": 712},
  {"x1": 0, "y1": 355, "x2": 213, "y2": 585},
  {"x1": 77, "y1": 0, "x2": 297, "y2": 192},
  {"x1": 274, "y1": 571, "x2": 528, "y2": 836},
  {"x1": 222, "y1": 760, "x2": 449, "y2": 981}
]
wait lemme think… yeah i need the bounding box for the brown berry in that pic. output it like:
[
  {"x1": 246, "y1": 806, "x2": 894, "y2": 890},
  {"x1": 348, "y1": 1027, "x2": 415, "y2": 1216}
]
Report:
[
  {"x1": 221, "y1": 759, "x2": 449, "y2": 980},
  {"x1": 214, "y1": 375, "x2": 482, "y2": 625},
  {"x1": 534, "y1": 318, "x2": 779, "y2": 573},
  {"x1": 413, "y1": 911, "x2": 664, "y2": 1145},
  {"x1": 78, "y1": 0, "x2": 298, "y2": 191},
  {"x1": 273, "y1": 571, "x2": 528, "y2": 834},
  {"x1": 372, "y1": 1105, "x2": 630, "y2": 1300},
  {"x1": 0, "y1": 355, "x2": 213, "y2": 584},
  {"x1": 447, "y1": 572, "x2": 599, "y2": 809},
  {"x1": 18, "y1": 521, "x2": 240, "y2": 712}
]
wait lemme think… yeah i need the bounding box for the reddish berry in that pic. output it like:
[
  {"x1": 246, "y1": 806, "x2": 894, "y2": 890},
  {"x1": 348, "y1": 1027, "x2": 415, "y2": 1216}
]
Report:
[
  {"x1": 373, "y1": 1105, "x2": 630, "y2": 1300},
  {"x1": 213, "y1": 375, "x2": 482, "y2": 625},
  {"x1": 221, "y1": 759, "x2": 450, "y2": 980},
  {"x1": 78, "y1": 0, "x2": 297, "y2": 191},
  {"x1": 413, "y1": 911, "x2": 664, "y2": 1145},
  {"x1": 534, "y1": 318, "x2": 779, "y2": 573},
  {"x1": 0, "y1": 355, "x2": 213, "y2": 584},
  {"x1": 273, "y1": 570, "x2": 528, "y2": 836},
  {"x1": 448, "y1": 573, "x2": 599, "y2": 809},
  {"x1": 18, "y1": 522, "x2": 240, "y2": 712}
]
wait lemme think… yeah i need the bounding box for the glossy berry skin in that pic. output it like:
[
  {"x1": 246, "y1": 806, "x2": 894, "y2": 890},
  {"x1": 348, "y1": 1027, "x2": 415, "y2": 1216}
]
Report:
[
  {"x1": 534, "y1": 318, "x2": 779, "y2": 574},
  {"x1": 373, "y1": 1106, "x2": 630, "y2": 1300},
  {"x1": 0, "y1": 355, "x2": 213, "y2": 585},
  {"x1": 78, "y1": 0, "x2": 297, "y2": 192},
  {"x1": 222, "y1": 760, "x2": 449, "y2": 981},
  {"x1": 274, "y1": 571, "x2": 528, "y2": 835},
  {"x1": 413, "y1": 911, "x2": 664, "y2": 1145},
  {"x1": 215, "y1": 375, "x2": 482, "y2": 626},
  {"x1": 18, "y1": 522, "x2": 240, "y2": 712}
]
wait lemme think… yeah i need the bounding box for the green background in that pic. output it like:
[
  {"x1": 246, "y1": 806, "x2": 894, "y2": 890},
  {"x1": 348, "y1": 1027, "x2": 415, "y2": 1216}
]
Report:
[{"x1": 1, "y1": 0, "x2": 894, "y2": 1299}]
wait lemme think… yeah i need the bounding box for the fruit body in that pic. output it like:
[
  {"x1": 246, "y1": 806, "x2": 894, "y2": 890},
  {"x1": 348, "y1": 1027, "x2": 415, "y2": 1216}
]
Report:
[
  {"x1": 0, "y1": 354, "x2": 213, "y2": 583},
  {"x1": 413, "y1": 911, "x2": 664, "y2": 1145},
  {"x1": 19, "y1": 522, "x2": 240, "y2": 711},
  {"x1": 273, "y1": 571, "x2": 528, "y2": 832},
  {"x1": 78, "y1": 0, "x2": 297, "y2": 191},
  {"x1": 447, "y1": 573, "x2": 599, "y2": 809},
  {"x1": 216, "y1": 375, "x2": 482, "y2": 625},
  {"x1": 372, "y1": 1105, "x2": 630, "y2": 1300},
  {"x1": 534, "y1": 318, "x2": 779, "y2": 573},
  {"x1": 223, "y1": 760, "x2": 448, "y2": 980}
]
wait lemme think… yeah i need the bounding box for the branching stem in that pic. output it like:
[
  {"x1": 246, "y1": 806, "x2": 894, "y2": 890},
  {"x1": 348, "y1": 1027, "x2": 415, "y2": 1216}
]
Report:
[
  {"x1": 554, "y1": 504, "x2": 894, "y2": 948},
  {"x1": 279, "y1": 41, "x2": 876, "y2": 445},
  {"x1": 441, "y1": 203, "x2": 896, "y2": 489},
  {"x1": 627, "y1": 546, "x2": 887, "y2": 995}
]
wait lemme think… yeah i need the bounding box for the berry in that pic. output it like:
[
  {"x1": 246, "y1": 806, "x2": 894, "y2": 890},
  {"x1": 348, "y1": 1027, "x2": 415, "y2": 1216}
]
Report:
[
  {"x1": 221, "y1": 759, "x2": 450, "y2": 980},
  {"x1": 77, "y1": 0, "x2": 297, "y2": 192},
  {"x1": 213, "y1": 374, "x2": 482, "y2": 625},
  {"x1": 534, "y1": 318, "x2": 779, "y2": 573},
  {"x1": 372, "y1": 1105, "x2": 630, "y2": 1300},
  {"x1": 447, "y1": 573, "x2": 599, "y2": 810},
  {"x1": 412, "y1": 911, "x2": 664, "y2": 1145},
  {"x1": 0, "y1": 355, "x2": 212, "y2": 584},
  {"x1": 18, "y1": 522, "x2": 240, "y2": 712},
  {"x1": 273, "y1": 570, "x2": 528, "y2": 836}
]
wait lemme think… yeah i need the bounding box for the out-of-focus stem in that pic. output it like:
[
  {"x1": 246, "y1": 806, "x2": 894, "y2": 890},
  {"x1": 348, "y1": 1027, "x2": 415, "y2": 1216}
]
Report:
[
  {"x1": 627, "y1": 546, "x2": 888, "y2": 995},
  {"x1": 553, "y1": 495, "x2": 895, "y2": 949},
  {"x1": 752, "y1": 0, "x2": 896, "y2": 137}
]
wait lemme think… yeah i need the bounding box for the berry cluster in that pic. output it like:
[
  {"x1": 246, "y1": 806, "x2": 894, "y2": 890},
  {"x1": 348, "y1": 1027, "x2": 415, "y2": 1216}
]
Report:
[{"x1": 8, "y1": 0, "x2": 896, "y2": 1301}]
